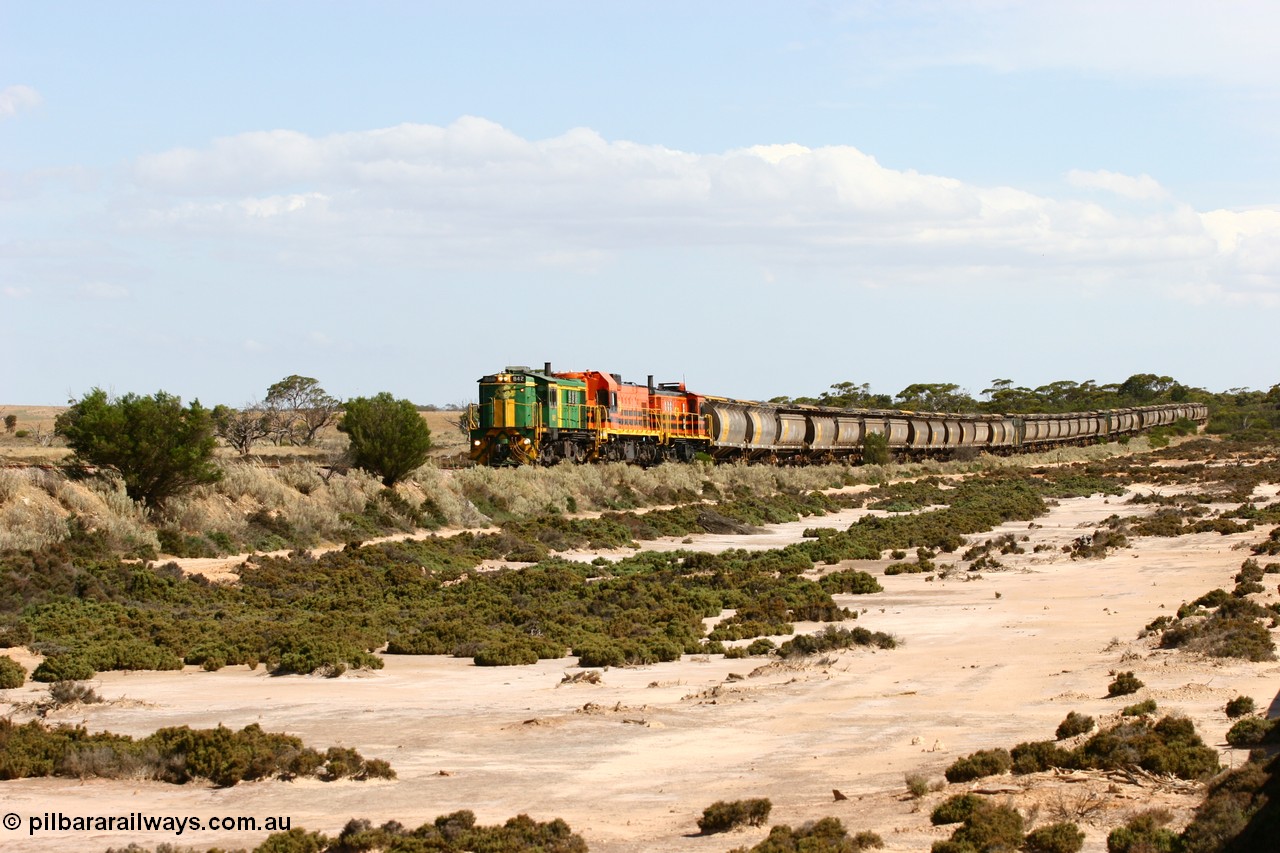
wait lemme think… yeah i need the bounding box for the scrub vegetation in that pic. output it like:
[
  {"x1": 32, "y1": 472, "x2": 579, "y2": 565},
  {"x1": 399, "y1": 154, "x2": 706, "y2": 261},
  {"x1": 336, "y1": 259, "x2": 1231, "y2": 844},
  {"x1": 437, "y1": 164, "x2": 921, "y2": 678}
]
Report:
[{"x1": 0, "y1": 720, "x2": 392, "y2": 787}]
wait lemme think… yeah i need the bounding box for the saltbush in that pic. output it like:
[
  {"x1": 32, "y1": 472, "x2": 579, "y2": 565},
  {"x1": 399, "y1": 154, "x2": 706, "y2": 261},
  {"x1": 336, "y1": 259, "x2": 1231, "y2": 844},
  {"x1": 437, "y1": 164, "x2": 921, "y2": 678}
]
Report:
[
  {"x1": 930, "y1": 793, "x2": 984, "y2": 825},
  {"x1": 697, "y1": 798, "x2": 773, "y2": 834},
  {"x1": 1224, "y1": 696, "x2": 1256, "y2": 718},
  {"x1": 944, "y1": 748, "x2": 1012, "y2": 783},
  {"x1": 0, "y1": 655, "x2": 25, "y2": 689},
  {"x1": 1108, "y1": 671, "x2": 1144, "y2": 697},
  {"x1": 1024, "y1": 822, "x2": 1085, "y2": 853},
  {"x1": 1056, "y1": 711, "x2": 1095, "y2": 740}
]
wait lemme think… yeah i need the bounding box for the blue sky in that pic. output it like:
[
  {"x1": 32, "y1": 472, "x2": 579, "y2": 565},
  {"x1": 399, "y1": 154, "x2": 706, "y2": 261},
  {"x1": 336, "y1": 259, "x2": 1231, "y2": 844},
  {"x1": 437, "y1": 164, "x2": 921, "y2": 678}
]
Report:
[{"x1": 3, "y1": 1, "x2": 1278, "y2": 407}]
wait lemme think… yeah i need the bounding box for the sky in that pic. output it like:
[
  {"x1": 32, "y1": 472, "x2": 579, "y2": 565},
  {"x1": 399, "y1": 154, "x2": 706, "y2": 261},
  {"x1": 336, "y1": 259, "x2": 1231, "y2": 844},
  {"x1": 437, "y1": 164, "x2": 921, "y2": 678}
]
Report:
[{"x1": 2, "y1": 1, "x2": 1279, "y2": 407}]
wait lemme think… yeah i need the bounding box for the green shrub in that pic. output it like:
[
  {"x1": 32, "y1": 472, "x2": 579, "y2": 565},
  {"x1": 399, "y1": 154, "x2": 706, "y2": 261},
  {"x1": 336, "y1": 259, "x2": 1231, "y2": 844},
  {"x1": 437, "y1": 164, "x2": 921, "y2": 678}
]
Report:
[
  {"x1": 746, "y1": 638, "x2": 776, "y2": 656},
  {"x1": 697, "y1": 798, "x2": 772, "y2": 834},
  {"x1": 1011, "y1": 740, "x2": 1076, "y2": 774},
  {"x1": 473, "y1": 643, "x2": 539, "y2": 667},
  {"x1": 1056, "y1": 711, "x2": 1095, "y2": 740},
  {"x1": 31, "y1": 656, "x2": 96, "y2": 683},
  {"x1": 1024, "y1": 821, "x2": 1085, "y2": 853},
  {"x1": 934, "y1": 803, "x2": 1024, "y2": 853},
  {"x1": 1225, "y1": 716, "x2": 1275, "y2": 748},
  {"x1": 730, "y1": 817, "x2": 883, "y2": 852},
  {"x1": 0, "y1": 656, "x2": 25, "y2": 689},
  {"x1": 931, "y1": 793, "x2": 984, "y2": 825},
  {"x1": 944, "y1": 748, "x2": 1012, "y2": 783},
  {"x1": 778, "y1": 626, "x2": 896, "y2": 657},
  {"x1": 1121, "y1": 699, "x2": 1158, "y2": 717},
  {"x1": 1224, "y1": 696, "x2": 1256, "y2": 718},
  {"x1": 576, "y1": 642, "x2": 626, "y2": 668},
  {"x1": 1107, "y1": 671, "x2": 1144, "y2": 697},
  {"x1": 1106, "y1": 810, "x2": 1179, "y2": 853}
]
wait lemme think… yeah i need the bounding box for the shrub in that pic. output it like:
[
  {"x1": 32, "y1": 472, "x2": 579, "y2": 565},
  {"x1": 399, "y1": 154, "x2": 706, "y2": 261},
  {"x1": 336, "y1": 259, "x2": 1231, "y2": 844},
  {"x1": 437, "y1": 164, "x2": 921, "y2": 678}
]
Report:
[
  {"x1": 47, "y1": 680, "x2": 102, "y2": 706},
  {"x1": 1024, "y1": 822, "x2": 1085, "y2": 853},
  {"x1": 1224, "y1": 696, "x2": 1256, "y2": 718},
  {"x1": 931, "y1": 793, "x2": 984, "y2": 825},
  {"x1": 1225, "y1": 716, "x2": 1275, "y2": 748},
  {"x1": 905, "y1": 772, "x2": 929, "y2": 798},
  {"x1": 1108, "y1": 671, "x2": 1144, "y2": 697},
  {"x1": 730, "y1": 817, "x2": 883, "y2": 852},
  {"x1": 697, "y1": 798, "x2": 772, "y2": 834},
  {"x1": 473, "y1": 643, "x2": 539, "y2": 667},
  {"x1": 338, "y1": 393, "x2": 432, "y2": 487},
  {"x1": 746, "y1": 638, "x2": 776, "y2": 656},
  {"x1": 31, "y1": 656, "x2": 96, "y2": 683},
  {"x1": 1011, "y1": 740, "x2": 1076, "y2": 774},
  {"x1": 0, "y1": 656, "x2": 25, "y2": 689},
  {"x1": 944, "y1": 748, "x2": 1012, "y2": 783},
  {"x1": 1056, "y1": 711, "x2": 1095, "y2": 740},
  {"x1": 54, "y1": 388, "x2": 222, "y2": 508},
  {"x1": 1121, "y1": 699, "x2": 1158, "y2": 717},
  {"x1": 935, "y1": 803, "x2": 1024, "y2": 853},
  {"x1": 1106, "y1": 809, "x2": 1179, "y2": 853}
]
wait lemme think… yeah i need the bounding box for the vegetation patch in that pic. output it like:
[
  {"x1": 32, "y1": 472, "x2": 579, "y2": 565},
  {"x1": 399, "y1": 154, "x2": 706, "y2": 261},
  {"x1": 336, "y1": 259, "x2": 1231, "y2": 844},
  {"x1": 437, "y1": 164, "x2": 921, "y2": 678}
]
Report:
[
  {"x1": 0, "y1": 720, "x2": 392, "y2": 787},
  {"x1": 250, "y1": 811, "x2": 587, "y2": 853},
  {"x1": 697, "y1": 798, "x2": 773, "y2": 834},
  {"x1": 727, "y1": 817, "x2": 883, "y2": 852}
]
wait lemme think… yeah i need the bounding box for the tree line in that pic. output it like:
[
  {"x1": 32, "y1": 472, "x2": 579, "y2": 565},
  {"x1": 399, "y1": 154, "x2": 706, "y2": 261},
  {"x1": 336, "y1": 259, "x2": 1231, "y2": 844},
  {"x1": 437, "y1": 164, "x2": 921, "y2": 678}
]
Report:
[
  {"x1": 772, "y1": 373, "x2": 1280, "y2": 437},
  {"x1": 54, "y1": 375, "x2": 432, "y2": 508}
]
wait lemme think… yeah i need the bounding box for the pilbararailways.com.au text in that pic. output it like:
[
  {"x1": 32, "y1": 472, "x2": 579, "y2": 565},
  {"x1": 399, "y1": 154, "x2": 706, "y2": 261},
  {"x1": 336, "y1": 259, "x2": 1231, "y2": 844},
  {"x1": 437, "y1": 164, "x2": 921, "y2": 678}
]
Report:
[{"x1": 8, "y1": 811, "x2": 293, "y2": 836}]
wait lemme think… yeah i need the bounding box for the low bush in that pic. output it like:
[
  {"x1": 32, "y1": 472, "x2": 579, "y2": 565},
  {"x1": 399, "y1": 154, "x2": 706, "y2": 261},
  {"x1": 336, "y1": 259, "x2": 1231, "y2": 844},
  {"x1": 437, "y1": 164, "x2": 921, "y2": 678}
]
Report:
[
  {"x1": 1225, "y1": 696, "x2": 1256, "y2": 718},
  {"x1": 697, "y1": 798, "x2": 772, "y2": 834},
  {"x1": 1106, "y1": 809, "x2": 1179, "y2": 853},
  {"x1": 1108, "y1": 671, "x2": 1144, "y2": 697},
  {"x1": 1024, "y1": 822, "x2": 1086, "y2": 853},
  {"x1": 0, "y1": 655, "x2": 25, "y2": 689},
  {"x1": 728, "y1": 817, "x2": 883, "y2": 852},
  {"x1": 1056, "y1": 711, "x2": 1095, "y2": 740},
  {"x1": 1121, "y1": 699, "x2": 1158, "y2": 717},
  {"x1": 255, "y1": 811, "x2": 588, "y2": 853},
  {"x1": 1011, "y1": 740, "x2": 1076, "y2": 774},
  {"x1": 0, "y1": 720, "x2": 393, "y2": 787},
  {"x1": 930, "y1": 793, "x2": 984, "y2": 825},
  {"x1": 1225, "y1": 716, "x2": 1275, "y2": 748},
  {"x1": 932, "y1": 802, "x2": 1024, "y2": 853},
  {"x1": 778, "y1": 625, "x2": 896, "y2": 658},
  {"x1": 944, "y1": 748, "x2": 1012, "y2": 783}
]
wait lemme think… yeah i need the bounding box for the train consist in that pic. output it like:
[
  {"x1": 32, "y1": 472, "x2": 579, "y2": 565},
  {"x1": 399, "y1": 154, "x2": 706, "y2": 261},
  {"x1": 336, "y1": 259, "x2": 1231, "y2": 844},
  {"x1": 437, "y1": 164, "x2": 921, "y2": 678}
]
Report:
[{"x1": 467, "y1": 364, "x2": 1208, "y2": 467}]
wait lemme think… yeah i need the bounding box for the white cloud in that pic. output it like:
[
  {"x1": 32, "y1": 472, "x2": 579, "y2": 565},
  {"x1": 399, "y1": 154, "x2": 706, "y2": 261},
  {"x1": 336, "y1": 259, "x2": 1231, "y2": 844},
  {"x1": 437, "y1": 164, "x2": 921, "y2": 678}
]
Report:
[
  {"x1": 1066, "y1": 170, "x2": 1169, "y2": 201},
  {"x1": 0, "y1": 85, "x2": 41, "y2": 119},
  {"x1": 118, "y1": 118, "x2": 1279, "y2": 303},
  {"x1": 3, "y1": 286, "x2": 32, "y2": 298}
]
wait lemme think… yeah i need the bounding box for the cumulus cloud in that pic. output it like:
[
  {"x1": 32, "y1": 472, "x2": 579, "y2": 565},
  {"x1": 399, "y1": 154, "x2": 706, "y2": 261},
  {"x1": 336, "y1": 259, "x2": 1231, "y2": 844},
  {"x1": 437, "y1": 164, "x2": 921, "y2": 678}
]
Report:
[
  {"x1": 0, "y1": 85, "x2": 41, "y2": 119},
  {"x1": 119, "y1": 117, "x2": 1277, "y2": 303}
]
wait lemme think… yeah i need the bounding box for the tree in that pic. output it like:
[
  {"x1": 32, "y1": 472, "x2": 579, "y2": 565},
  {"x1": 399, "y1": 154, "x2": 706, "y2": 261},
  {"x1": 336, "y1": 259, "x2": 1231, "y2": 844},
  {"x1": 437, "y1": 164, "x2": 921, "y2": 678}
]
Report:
[
  {"x1": 55, "y1": 389, "x2": 221, "y2": 507},
  {"x1": 264, "y1": 375, "x2": 341, "y2": 445},
  {"x1": 212, "y1": 403, "x2": 273, "y2": 457},
  {"x1": 337, "y1": 393, "x2": 432, "y2": 487},
  {"x1": 3, "y1": 414, "x2": 16, "y2": 433}
]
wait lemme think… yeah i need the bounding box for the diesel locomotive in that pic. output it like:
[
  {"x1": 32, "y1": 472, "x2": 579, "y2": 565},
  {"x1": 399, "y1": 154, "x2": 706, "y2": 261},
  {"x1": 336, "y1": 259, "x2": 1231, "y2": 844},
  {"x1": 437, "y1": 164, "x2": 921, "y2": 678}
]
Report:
[{"x1": 467, "y1": 363, "x2": 1208, "y2": 467}]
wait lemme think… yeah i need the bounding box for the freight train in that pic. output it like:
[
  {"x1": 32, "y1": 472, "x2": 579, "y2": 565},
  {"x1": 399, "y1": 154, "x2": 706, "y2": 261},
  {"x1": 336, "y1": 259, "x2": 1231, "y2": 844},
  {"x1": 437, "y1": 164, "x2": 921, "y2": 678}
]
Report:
[{"x1": 467, "y1": 364, "x2": 1208, "y2": 467}]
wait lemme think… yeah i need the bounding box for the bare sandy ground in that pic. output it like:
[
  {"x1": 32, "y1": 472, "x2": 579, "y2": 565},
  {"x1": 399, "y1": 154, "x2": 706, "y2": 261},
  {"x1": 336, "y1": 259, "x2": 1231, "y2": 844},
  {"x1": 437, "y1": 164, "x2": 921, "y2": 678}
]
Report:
[{"x1": 2, "y1": 484, "x2": 1278, "y2": 852}]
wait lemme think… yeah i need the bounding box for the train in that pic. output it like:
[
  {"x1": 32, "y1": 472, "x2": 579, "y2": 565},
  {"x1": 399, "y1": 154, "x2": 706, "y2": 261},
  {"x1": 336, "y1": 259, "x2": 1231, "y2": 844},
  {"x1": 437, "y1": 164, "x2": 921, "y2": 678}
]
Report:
[{"x1": 466, "y1": 363, "x2": 1208, "y2": 467}]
